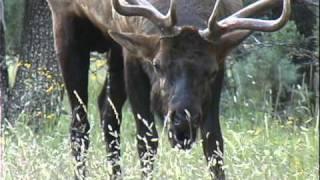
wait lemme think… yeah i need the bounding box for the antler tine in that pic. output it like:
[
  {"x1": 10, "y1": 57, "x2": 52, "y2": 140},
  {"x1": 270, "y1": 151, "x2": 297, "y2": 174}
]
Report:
[
  {"x1": 231, "y1": 0, "x2": 284, "y2": 18},
  {"x1": 207, "y1": 0, "x2": 222, "y2": 32},
  {"x1": 218, "y1": 0, "x2": 291, "y2": 32},
  {"x1": 201, "y1": 0, "x2": 291, "y2": 42},
  {"x1": 112, "y1": 0, "x2": 177, "y2": 32},
  {"x1": 166, "y1": 0, "x2": 177, "y2": 28}
]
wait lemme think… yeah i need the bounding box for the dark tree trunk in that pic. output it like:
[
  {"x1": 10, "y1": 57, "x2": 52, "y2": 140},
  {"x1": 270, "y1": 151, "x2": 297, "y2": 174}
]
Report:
[
  {"x1": 0, "y1": 0, "x2": 8, "y2": 125},
  {"x1": 291, "y1": 3, "x2": 318, "y2": 117},
  {"x1": 7, "y1": 0, "x2": 62, "y2": 130},
  {"x1": 0, "y1": 2, "x2": 6, "y2": 174},
  {"x1": 271, "y1": 0, "x2": 318, "y2": 116}
]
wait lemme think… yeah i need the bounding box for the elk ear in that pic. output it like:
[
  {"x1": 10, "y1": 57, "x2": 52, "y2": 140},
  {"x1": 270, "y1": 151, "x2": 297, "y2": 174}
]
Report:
[
  {"x1": 218, "y1": 30, "x2": 252, "y2": 51},
  {"x1": 109, "y1": 31, "x2": 160, "y2": 59}
]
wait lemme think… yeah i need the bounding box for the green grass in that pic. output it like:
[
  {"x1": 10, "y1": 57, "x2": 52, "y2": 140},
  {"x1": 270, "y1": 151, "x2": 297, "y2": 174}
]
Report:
[
  {"x1": 3, "y1": 60, "x2": 319, "y2": 180},
  {"x1": 4, "y1": 113, "x2": 319, "y2": 180}
]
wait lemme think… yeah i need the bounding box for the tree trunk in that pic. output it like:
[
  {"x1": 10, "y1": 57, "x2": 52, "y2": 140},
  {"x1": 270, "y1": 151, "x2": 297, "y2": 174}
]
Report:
[
  {"x1": 7, "y1": 0, "x2": 62, "y2": 130},
  {"x1": 0, "y1": 1, "x2": 6, "y2": 177},
  {"x1": 271, "y1": 0, "x2": 318, "y2": 116},
  {"x1": 0, "y1": 0, "x2": 8, "y2": 126}
]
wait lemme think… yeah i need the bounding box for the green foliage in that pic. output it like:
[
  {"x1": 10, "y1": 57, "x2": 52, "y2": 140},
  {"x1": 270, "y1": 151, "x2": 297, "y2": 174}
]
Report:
[
  {"x1": 238, "y1": 21, "x2": 301, "y2": 97},
  {"x1": 4, "y1": 64, "x2": 319, "y2": 178},
  {"x1": 4, "y1": 0, "x2": 25, "y2": 53},
  {"x1": 2, "y1": 3, "x2": 318, "y2": 178},
  {"x1": 3, "y1": 37, "x2": 318, "y2": 180},
  {"x1": 4, "y1": 105, "x2": 319, "y2": 179},
  {"x1": 224, "y1": 21, "x2": 314, "y2": 124}
]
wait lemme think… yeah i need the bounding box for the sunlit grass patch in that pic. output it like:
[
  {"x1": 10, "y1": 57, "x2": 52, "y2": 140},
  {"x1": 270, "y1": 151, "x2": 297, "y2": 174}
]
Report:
[
  {"x1": 4, "y1": 111, "x2": 319, "y2": 179},
  {"x1": 224, "y1": 121, "x2": 318, "y2": 180}
]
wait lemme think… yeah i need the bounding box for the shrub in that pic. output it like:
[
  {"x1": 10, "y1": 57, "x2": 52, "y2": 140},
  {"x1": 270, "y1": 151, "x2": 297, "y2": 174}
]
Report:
[{"x1": 223, "y1": 21, "x2": 313, "y2": 124}]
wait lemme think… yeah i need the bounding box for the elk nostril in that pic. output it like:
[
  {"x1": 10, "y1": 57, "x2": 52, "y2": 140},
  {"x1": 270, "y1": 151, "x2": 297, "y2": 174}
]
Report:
[
  {"x1": 173, "y1": 111, "x2": 201, "y2": 126},
  {"x1": 174, "y1": 112, "x2": 185, "y2": 124},
  {"x1": 176, "y1": 131, "x2": 190, "y2": 141},
  {"x1": 174, "y1": 112, "x2": 192, "y2": 128}
]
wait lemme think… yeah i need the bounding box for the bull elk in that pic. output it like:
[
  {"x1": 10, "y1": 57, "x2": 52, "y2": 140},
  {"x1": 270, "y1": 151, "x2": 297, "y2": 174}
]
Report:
[{"x1": 46, "y1": 0, "x2": 291, "y2": 179}]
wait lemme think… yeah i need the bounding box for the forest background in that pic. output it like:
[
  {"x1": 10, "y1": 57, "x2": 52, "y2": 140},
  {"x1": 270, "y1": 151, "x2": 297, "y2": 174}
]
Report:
[{"x1": 0, "y1": 0, "x2": 319, "y2": 179}]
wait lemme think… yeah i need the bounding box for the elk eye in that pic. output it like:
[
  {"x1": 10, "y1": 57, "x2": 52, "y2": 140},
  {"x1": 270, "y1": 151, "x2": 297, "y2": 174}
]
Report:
[{"x1": 153, "y1": 62, "x2": 161, "y2": 72}]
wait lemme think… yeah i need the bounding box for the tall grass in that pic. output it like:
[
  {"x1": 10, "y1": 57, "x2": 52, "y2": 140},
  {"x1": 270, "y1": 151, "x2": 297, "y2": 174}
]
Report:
[
  {"x1": 4, "y1": 112, "x2": 319, "y2": 179},
  {"x1": 3, "y1": 58, "x2": 319, "y2": 179}
]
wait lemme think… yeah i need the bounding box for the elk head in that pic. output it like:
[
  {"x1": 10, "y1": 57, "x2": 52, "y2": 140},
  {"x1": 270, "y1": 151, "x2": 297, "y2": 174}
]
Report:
[{"x1": 110, "y1": 0, "x2": 291, "y2": 149}]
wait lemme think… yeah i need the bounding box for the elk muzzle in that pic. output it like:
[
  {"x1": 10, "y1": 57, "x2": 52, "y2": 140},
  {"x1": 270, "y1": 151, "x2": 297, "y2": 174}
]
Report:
[{"x1": 167, "y1": 107, "x2": 201, "y2": 150}]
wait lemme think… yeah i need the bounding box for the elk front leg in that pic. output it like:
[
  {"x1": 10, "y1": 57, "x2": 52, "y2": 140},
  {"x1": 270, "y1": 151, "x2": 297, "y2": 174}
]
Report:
[
  {"x1": 53, "y1": 15, "x2": 90, "y2": 180},
  {"x1": 125, "y1": 57, "x2": 158, "y2": 178},
  {"x1": 98, "y1": 45, "x2": 126, "y2": 178},
  {"x1": 201, "y1": 68, "x2": 225, "y2": 180},
  {"x1": 201, "y1": 119, "x2": 225, "y2": 180}
]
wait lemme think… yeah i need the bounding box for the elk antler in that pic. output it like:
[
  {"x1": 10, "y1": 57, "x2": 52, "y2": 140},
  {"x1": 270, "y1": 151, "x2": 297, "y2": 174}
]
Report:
[
  {"x1": 201, "y1": 0, "x2": 291, "y2": 41},
  {"x1": 112, "y1": 0, "x2": 177, "y2": 34},
  {"x1": 205, "y1": 0, "x2": 222, "y2": 39}
]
